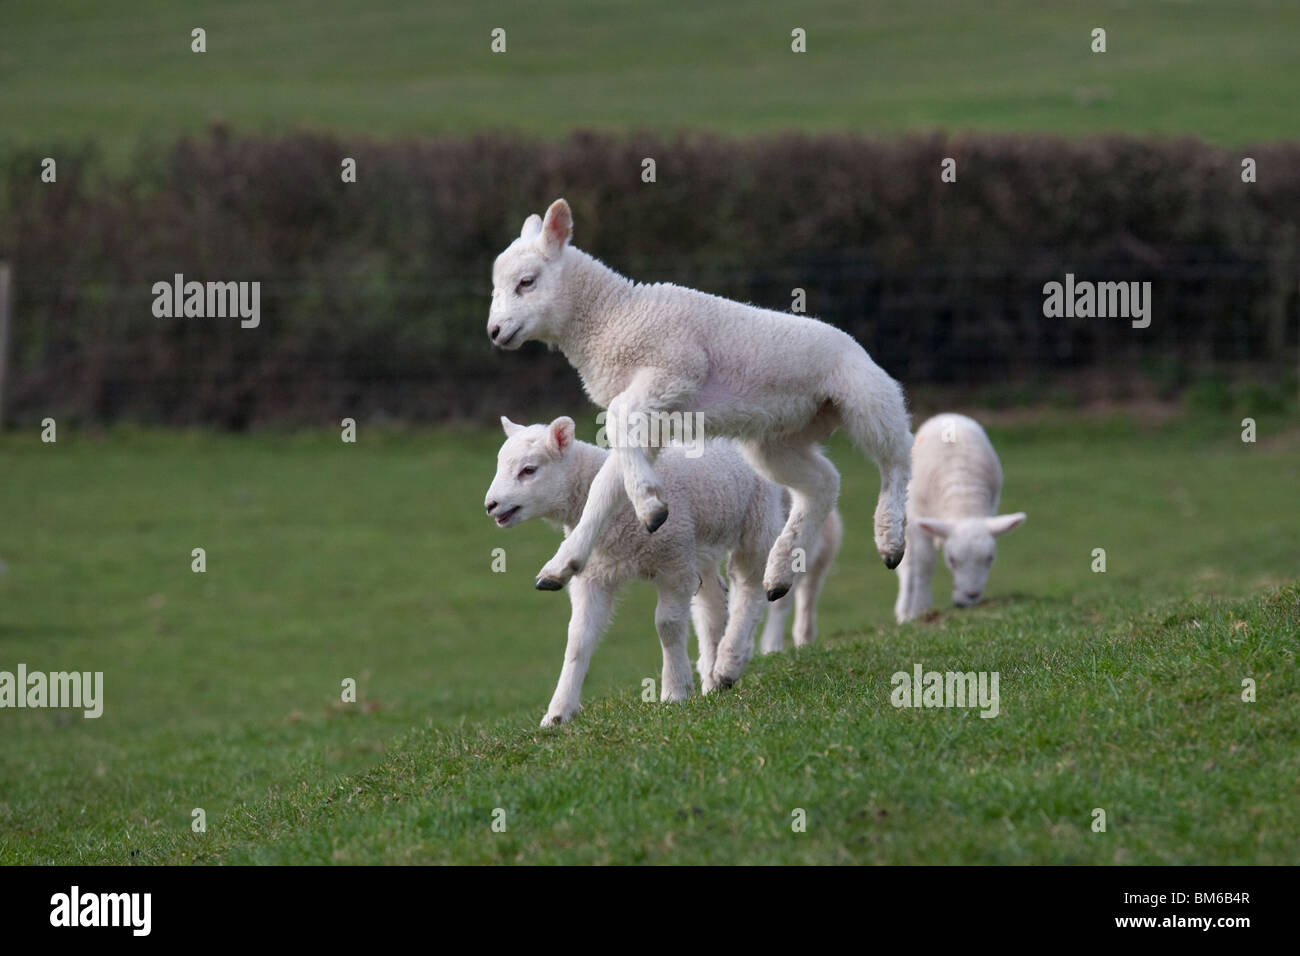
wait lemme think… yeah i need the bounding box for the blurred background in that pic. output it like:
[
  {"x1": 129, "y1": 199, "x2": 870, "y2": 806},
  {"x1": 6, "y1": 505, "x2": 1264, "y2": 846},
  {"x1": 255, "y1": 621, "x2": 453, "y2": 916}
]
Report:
[
  {"x1": 1, "y1": 0, "x2": 1297, "y2": 427},
  {"x1": 2, "y1": 1, "x2": 1298, "y2": 864}
]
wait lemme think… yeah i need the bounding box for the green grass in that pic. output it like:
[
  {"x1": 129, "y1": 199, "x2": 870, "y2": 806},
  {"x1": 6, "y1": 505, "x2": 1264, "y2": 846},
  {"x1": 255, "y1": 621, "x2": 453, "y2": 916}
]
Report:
[
  {"x1": 2, "y1": 0, "x2": 1298, "y2": 163},
  {"x1": 0, "y1": 410, "x2": 1297, "y2": 863}
]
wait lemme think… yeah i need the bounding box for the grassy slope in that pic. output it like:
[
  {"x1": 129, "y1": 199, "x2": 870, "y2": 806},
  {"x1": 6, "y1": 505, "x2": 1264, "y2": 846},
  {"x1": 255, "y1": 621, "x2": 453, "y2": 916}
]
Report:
[
  {"x1": 156, "y1": 584, "x2": 1300, "y2": 865},
  {"x1": 2, "y1": 0, "x2": 1298, "y2": 162},
  {"x1": 0, "y1": 412, "x2": 1297, "y2": 863}
]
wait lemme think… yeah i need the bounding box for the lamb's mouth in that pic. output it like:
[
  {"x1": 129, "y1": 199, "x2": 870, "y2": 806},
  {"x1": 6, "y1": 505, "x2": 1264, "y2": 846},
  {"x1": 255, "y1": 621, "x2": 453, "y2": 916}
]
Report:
[
  {"x1": 496, "y1": 327, "x2": 519, "y2": 348},
  {"x1": 494, "y1": 505, "x2": 521, "y2": 526}
]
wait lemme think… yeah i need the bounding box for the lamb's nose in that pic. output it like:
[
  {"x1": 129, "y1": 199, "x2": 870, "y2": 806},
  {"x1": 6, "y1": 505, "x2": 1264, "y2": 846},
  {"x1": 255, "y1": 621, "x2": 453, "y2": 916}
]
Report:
[
  {"x1": 964, "y1": 590, "x2": 980, "y2": 601},
  {"x1": 486, "y1": 500, "x2": 498, "y2": 514},
  {"x1": 489, "y1": 325, "x2": 501, "y2": 341}
]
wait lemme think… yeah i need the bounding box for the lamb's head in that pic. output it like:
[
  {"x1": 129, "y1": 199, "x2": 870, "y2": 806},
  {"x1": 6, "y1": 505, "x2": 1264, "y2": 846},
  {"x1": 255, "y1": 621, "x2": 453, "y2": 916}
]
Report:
[
  {"x1": 488, "y1": 199, "x2": 574, "y2": 350},
  {"x1": 484, "y1": 415, "x2": 577, "y2": 528},
  {"x1": 917, "y1": 513, "x2": 1027, "y2": 607}
]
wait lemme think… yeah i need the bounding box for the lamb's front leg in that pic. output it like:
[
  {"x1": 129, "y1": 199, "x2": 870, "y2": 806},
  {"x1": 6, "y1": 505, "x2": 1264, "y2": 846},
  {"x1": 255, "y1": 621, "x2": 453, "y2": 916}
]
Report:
[
  {"x1": 542, "y1": 578, "x2": 614, "y2": 726},
  {"x1": 537, "y1": 453, "x2": 625, "y2": 589},
  {"x1": 712, "y1": 559, "x2": 765, "y2": 688},
  {"x1": 759, "y1": 595, "x2": 792, "y2": 654},
  {"x1": 894, "y1": 528, "x2": 934, "y2": 624},
  {"x1": 691, "y1": 568, "x2": 728, "y2": 693},
  {"x1": 656, "y1": 582, "x2": 695, "y2": 703},
  {"x1": 603, "y1": 376, "x2": 692, "y2": 532},
  {"x1": 537, "y1": 369, "x2": 700, "y2": 590}
]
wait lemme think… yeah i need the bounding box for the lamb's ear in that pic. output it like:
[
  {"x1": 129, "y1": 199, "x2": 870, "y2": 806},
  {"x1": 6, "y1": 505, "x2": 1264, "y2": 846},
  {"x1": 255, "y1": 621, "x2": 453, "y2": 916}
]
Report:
[
  {"x1": 520, "y1": 214, "x2": 542, "y2": 240},
  {"x1": 986, "y1": 512, "x2": 1026, "y2": 537},
  {"x1": 539, "y1": 198, "x2": 573, "y2": 259},
  {"x1": 916, "y1": 517, "x2": 955, "y2": 540},
  {"x1": 546, "y1": 416, "x2": 576, "y2": 455},
  {"x1": 500, "y1": 416, "x2": 524, "y2": 438}
]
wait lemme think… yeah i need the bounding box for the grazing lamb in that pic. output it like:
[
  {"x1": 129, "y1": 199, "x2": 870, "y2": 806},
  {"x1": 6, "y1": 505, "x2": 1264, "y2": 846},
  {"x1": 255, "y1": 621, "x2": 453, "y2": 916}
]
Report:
[
  {"x1": 486, "y1": 416, "x2": 825, "y2": 726},
  {"x1": 487, "y1": 199, "x2": 911, "y2": 604},
  {"x1": 893, "y1": 413, "x2": 1026, "y2": 624},
  {"x1": 758, "y1": 506, "x2": 843, "y2": 654}
]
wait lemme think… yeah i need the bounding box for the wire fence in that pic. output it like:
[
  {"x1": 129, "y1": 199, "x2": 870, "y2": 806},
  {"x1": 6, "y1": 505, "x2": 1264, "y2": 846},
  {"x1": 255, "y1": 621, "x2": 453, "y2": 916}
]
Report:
[{"x1": 3, "y1": 244, "x2": 1295, "y2": 429}]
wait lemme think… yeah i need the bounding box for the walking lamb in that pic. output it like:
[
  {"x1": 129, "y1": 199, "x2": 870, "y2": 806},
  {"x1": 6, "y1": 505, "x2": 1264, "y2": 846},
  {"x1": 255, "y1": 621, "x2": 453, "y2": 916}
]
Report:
[
  {"x1": 893, "y1": 413, "x2": 1026, "y2": 623},
  {"x1": 487, "y1": 199, "x2": 911, "y2": 604},
  {"x1": 484, "y1": 415, "x2": 841, "y2": 725}
]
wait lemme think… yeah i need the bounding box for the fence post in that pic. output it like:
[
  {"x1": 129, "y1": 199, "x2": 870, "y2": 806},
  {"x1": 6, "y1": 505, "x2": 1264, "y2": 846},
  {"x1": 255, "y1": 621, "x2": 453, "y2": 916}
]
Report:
[{"x1": 0, "y1": 262, "x2": 11, "y2": 430}]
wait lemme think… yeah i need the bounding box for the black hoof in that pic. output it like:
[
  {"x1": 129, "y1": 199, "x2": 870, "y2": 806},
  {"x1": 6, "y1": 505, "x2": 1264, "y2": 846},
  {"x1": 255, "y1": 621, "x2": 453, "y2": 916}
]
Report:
[
  {"x1": 766, "y1": 585, "x2": 790, "y2": 602},
  {"x1": 535, "y1": 577, "x2": 564, "y2": 591},
  {"x1": 644, "y1": 506, "x2": 669, "y2": 534}
]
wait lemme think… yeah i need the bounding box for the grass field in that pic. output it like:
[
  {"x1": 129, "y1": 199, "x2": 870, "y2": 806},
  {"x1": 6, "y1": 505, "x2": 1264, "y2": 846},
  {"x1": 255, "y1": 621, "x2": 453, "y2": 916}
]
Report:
[
  {"x1": 3, "y1": 0, "x2": 1298, "y2": 163},
  {"x1": 1, "y1": 410, "x2": 1297, "y2": 863}
]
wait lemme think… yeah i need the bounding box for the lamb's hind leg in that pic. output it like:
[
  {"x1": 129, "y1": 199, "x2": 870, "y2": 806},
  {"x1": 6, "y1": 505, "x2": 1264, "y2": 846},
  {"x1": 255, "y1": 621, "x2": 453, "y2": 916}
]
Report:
[
  {"x1": 744, "y1": 442, "x2": 840, "y2": 603},
  {"x1": 838, "y1": 360, "x2": 911, "y2": 569},
  {"x1": 873, "y1": 457, "x2": 911, "y2": 571},
  {"x1": 792, "y1": 511, "x2": 841, "y2": 647}
]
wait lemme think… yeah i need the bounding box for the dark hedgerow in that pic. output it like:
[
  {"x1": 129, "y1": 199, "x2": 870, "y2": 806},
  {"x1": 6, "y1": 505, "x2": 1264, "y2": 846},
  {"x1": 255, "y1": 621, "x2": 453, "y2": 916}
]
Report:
[{"x1": 0, "y1": 128, "x2": 1296, "y2": 427}]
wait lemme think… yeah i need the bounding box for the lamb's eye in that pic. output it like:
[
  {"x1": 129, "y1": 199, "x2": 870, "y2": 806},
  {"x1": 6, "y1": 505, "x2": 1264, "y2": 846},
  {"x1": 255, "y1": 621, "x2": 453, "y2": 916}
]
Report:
[
  {"x1": 516, "y1": 276, "x2": 536, "y2": 293},
  {"x1": 518, "y1": 465, "x2": 537, "y2": 478}
]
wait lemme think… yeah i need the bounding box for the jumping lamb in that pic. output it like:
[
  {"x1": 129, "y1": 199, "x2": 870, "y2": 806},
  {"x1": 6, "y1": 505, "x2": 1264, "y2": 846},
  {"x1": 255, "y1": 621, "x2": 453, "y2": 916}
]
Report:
[
  {"x1": 893, "y1": 413, "x2": 1026, "y2": 624},
  {"x1": 484, "y1": 415, "x2": 840, "y2": 725},
  {"x1": 487, "y1": 199, "x2": 911, "y2": 604}
]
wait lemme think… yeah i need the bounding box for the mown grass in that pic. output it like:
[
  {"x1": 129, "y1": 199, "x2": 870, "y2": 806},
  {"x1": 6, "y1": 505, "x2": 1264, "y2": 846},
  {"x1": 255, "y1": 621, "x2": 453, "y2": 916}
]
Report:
[
  {"x1": 0, "y1": 410, "x2": 1296, "y2": 863},
  {"x1": 3, "y1": 0, "x2": 1298, "y2": 163}
]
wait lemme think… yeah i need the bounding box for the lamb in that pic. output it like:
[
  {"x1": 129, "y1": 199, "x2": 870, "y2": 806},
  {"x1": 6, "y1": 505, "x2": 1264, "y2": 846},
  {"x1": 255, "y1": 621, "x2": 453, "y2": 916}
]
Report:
[
  {"x1": 487, "y1": 199, "x2": 911, "y2": 605},
  {"x1": 486, "y1": 416, "x2": 776, "y2": 725},
  {"x1": 484, "y1": 415, "x2": 840, "y2": 726},
  {"x1": 893, "y1": 413, "x2": 1026, "y2": 624}
]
